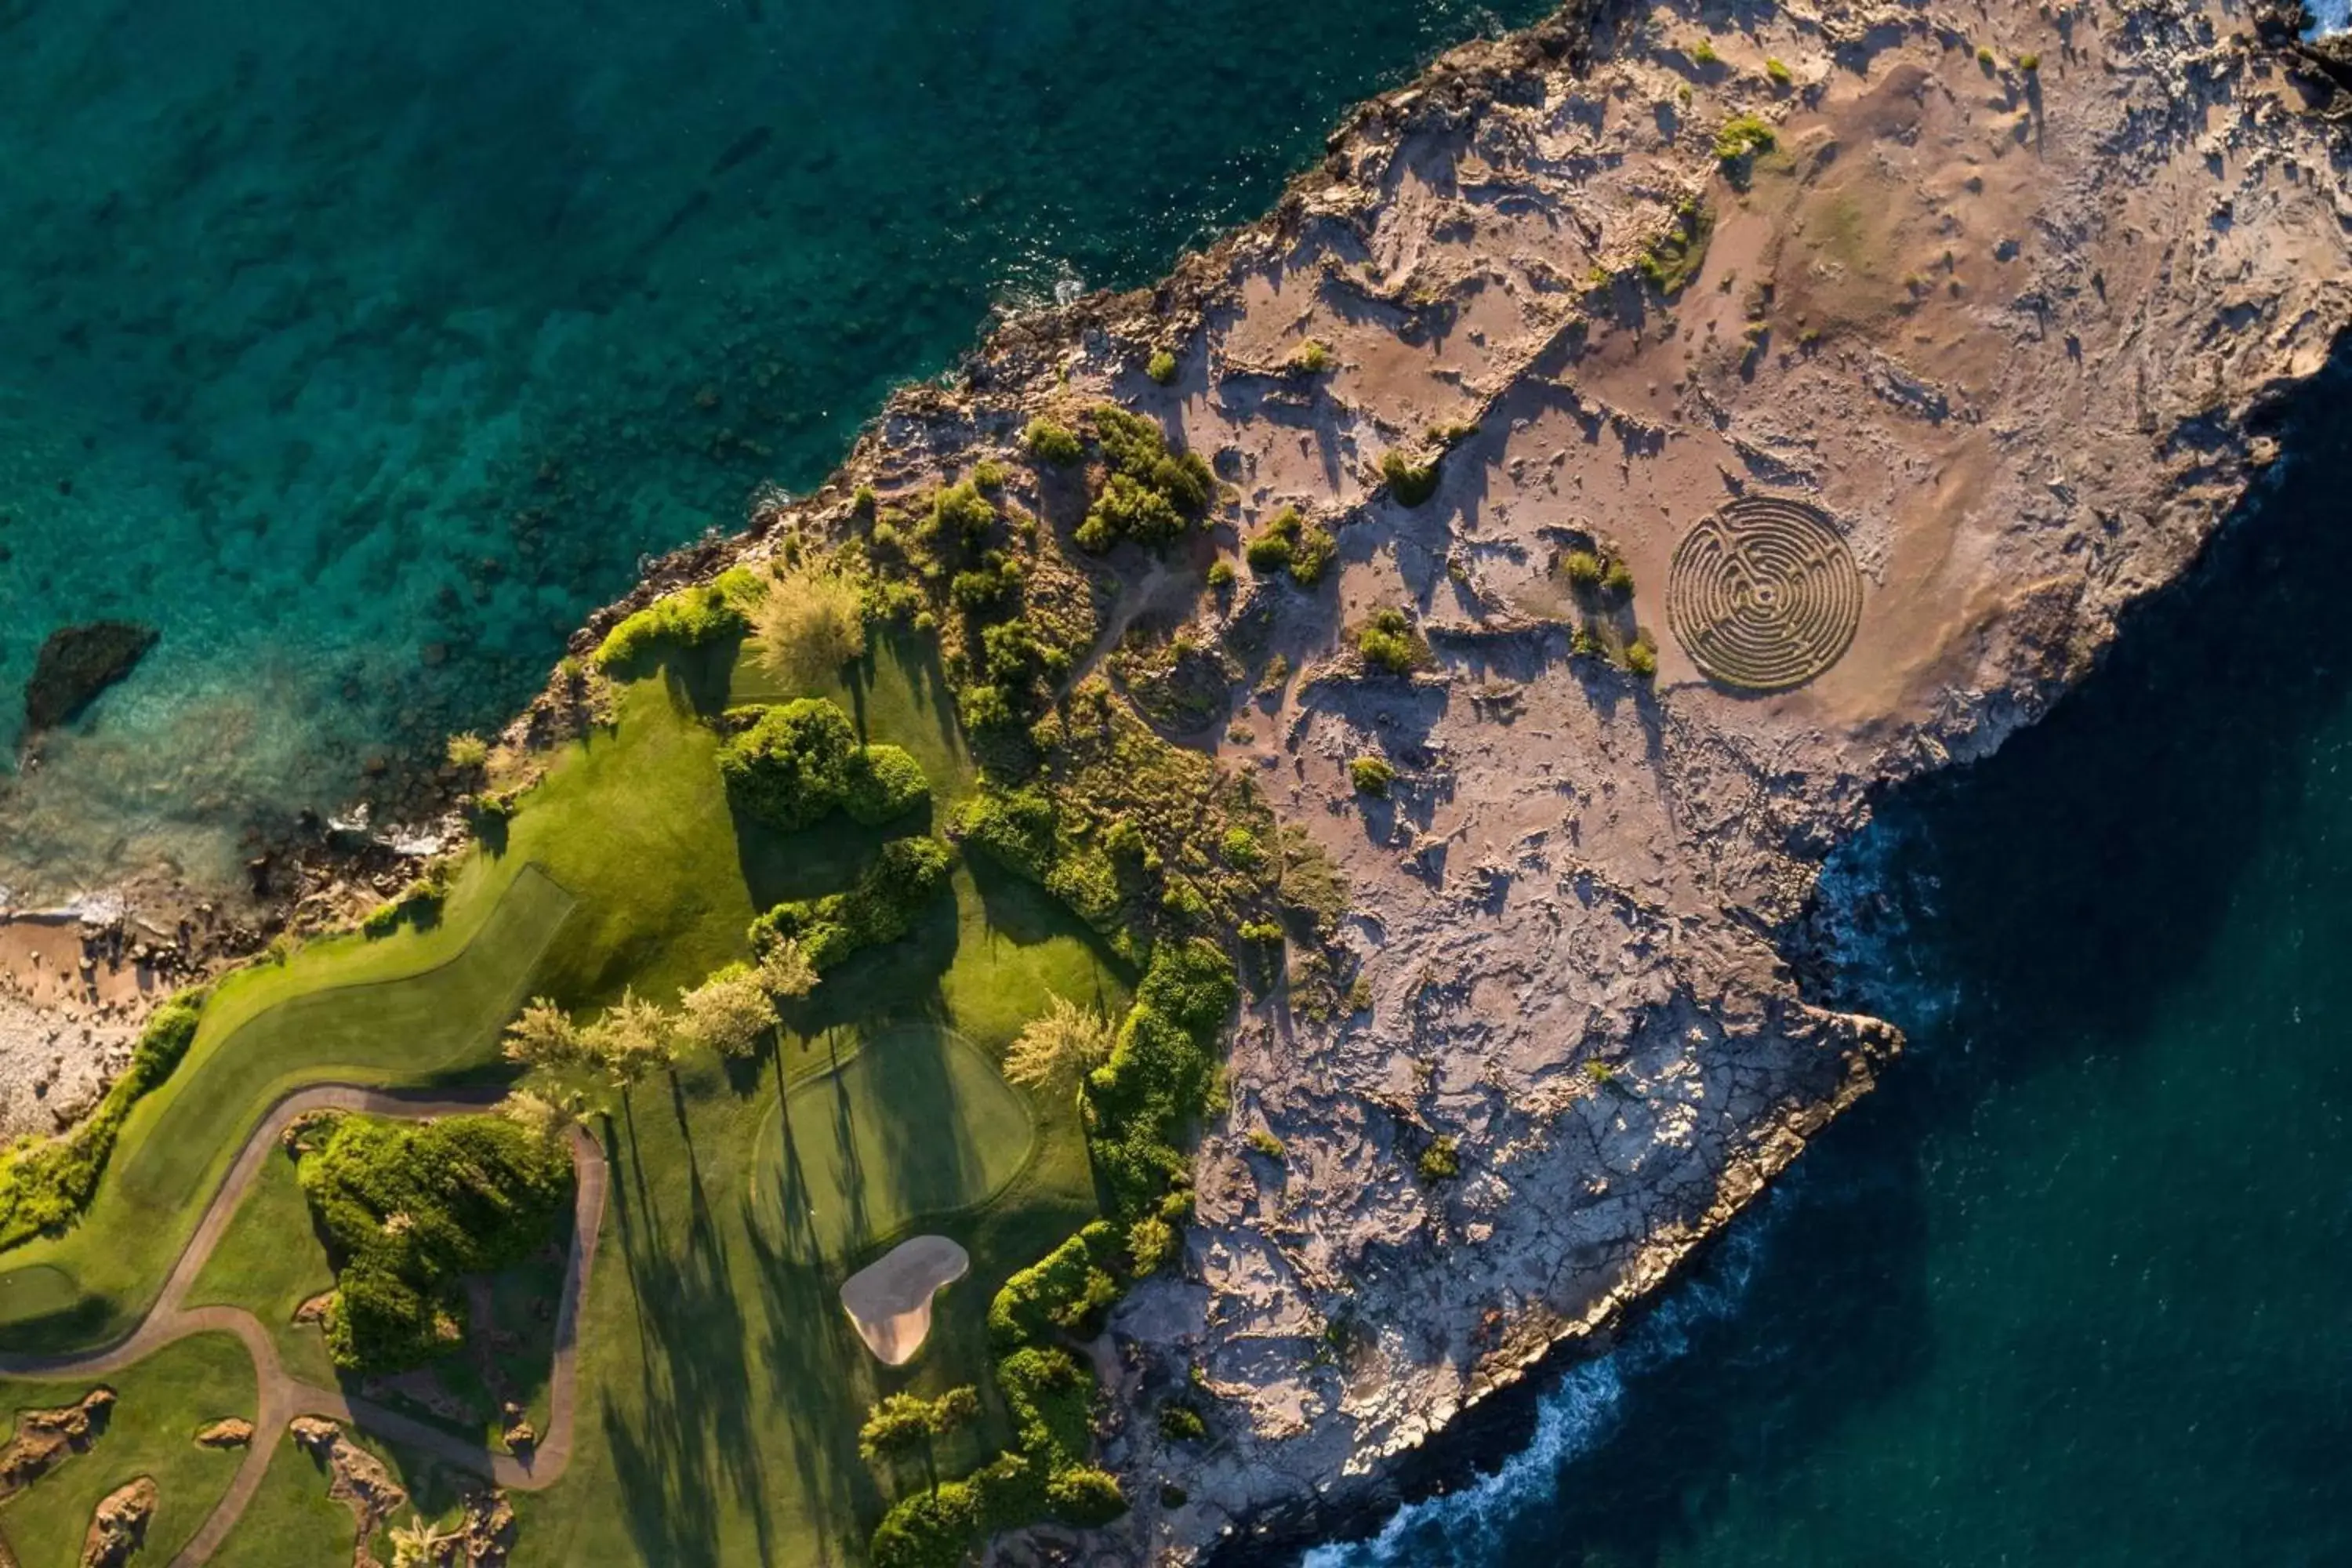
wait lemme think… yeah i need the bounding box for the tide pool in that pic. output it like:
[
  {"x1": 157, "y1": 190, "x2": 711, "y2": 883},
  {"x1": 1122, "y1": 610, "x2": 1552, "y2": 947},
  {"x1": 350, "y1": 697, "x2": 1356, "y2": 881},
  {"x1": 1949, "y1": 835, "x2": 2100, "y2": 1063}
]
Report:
[{"x1": 0, "y1": 0, "x2": 1547, "y2": 898}]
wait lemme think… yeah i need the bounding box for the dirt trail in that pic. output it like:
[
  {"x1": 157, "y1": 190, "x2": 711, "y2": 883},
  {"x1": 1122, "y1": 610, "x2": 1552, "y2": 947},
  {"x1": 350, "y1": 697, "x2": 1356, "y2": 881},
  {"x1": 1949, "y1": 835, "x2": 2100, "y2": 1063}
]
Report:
[{"x1": 0, "y1": 1083, "x2": 608, "y2": 1565}]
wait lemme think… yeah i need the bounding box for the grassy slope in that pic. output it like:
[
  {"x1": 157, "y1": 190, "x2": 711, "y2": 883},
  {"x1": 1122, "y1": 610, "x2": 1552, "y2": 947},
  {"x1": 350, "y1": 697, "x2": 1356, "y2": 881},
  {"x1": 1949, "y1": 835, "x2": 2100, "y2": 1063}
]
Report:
[
  {"x1": 0, "y1": 1331, "x2": 254, "y2": 1568},
  {"x1": 182, "y1": 1153, "x2": 343, "y2": 1392},
  {"x1": 9, "y1": 631, "x2": 1123, "y2": 1566}
]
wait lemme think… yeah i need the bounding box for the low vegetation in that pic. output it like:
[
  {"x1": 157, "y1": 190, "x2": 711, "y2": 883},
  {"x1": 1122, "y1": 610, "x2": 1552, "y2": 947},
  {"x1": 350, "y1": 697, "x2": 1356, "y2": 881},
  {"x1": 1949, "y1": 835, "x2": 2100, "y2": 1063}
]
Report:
[
  {"x1": 288, "y1": 1110, "x2": 573, "y2": 1373},
  {"x1": 1636, "y1": 200, "x2": 1713, "y2": 296},
  {"x1": 1348, "y1": 755, "x2": 1396, "y2": 797},
  {"x1": 1356, "y1": 608, "x2": 1427, "y2": 675},
  {"x1": 1146, "y1": 348, "x2": 1179, "y2": 386},
  {"x1": 753, "y1": 564, "x2": 868, "y2": 691},
  {"x1": 0, "y1": 993, "x2": 205, "y2": 1250},
  {"x1": 1075, "y1": 405, "x2": 1215, "y2": 552},
  {"x1": 1417, "y1": 1134, "x2": 1461, "y2": 1184},
  {"x1": 748, "y1": 836, "x2": 957, "y2": 971},
  {"x1": 1379, "y1": 448, "x2": 1440, "y2": 506},
  {"x1": 1287, "y1": 339, "x2": 1332, "y2": 375},
  {"x1": 1023, "y1": 418, "x2": 1083, "y2": 466},
  {"x1": 1243, "y1": 506, "x2": 1338, "y2": 587},
  {"x1": 590, "y1": 567, "x2": 763, "y2": 670},
  {"x1": 718, "y1": 698, "x2": 931, "y2": 831}
]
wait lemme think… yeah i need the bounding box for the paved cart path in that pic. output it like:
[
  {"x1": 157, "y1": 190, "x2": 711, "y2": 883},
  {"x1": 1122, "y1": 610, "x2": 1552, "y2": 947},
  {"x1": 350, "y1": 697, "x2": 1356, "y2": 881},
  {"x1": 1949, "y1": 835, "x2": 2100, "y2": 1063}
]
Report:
[{"x1": 0, "y1": 1083, "x2": 608, "y2": 1564}]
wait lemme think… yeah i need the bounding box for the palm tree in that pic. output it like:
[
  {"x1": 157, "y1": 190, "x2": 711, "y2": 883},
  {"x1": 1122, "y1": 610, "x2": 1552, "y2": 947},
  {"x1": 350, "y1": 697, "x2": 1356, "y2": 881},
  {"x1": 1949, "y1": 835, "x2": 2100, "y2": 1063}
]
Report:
[
  {"x1": 586, "y1": 989, "x2": 675, "y2": 1099},
  {"x1": 388, "y1": 1511, "x2": 458, "y2": 1567},
  {"x1": 1002, "y1": 995, "x2": 1117, "y2": 1094}
]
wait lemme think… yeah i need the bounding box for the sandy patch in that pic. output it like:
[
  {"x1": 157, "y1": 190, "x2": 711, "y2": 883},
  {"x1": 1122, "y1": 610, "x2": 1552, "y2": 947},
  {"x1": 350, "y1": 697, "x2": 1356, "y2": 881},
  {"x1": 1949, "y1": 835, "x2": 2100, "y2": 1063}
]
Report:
[{"x1": 839, "y1": 1236, "x2": 969, "y2": 1367}]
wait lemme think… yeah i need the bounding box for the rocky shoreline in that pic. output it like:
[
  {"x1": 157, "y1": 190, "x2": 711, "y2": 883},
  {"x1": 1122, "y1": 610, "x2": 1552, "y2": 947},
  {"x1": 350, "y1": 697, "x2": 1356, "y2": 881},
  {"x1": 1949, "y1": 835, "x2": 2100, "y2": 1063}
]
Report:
[{"x1": 11, "y1": 0, "x2": 2352, "y2": 1558}]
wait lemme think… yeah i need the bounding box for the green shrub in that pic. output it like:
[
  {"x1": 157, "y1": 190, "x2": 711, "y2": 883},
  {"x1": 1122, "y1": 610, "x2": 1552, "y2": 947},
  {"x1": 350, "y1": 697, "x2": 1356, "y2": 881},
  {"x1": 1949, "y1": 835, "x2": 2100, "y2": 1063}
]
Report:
[
  {"x1": 1765, "y1": 56, "x2": 1793, "y2": 85},
  {"x1": 1245, "y1": 509, "x2": 1298, "y2": 572},
  {"x1": 1207, "y1": 559, "x2": 1236, "y2": 591},
  {"x1": 1158, "y1": 1403, "x2": 1208, "y2": 1442},
  {"x1": 361, "y1": 902, "x2": 404, "y2": 938},
  {"x1": 294, "y1": 1112, "x2": 573, "y2": 1372},
  {"x1": 1348, "y1": 755, "x2": 1395, "y2": 797},
  {"x1": 1288, "y1": 521, "x2": 1338, "y2": 586},
  {"x1": 990, "y1": 1222, "x2": 1127, "y2": 1349},
  {"x1": 1691, "y1": 36, "x2": 1720, "y2": 64},
  {"x1": 1380, "y1": 449, "x2": 1440, "y2": 506},
  {"x1": 844, "y1": 745, "x2": 931, "y2": 824},
  {"x1": 1714, "y1": 113, "x2": 1777, "y2": 165},
  {"x1": 1602, "y1": 557, "x2": 1635, "y2": 597},
  {"x1": 0, "y1": 994, "x2": 205, "y2": 1251},
  {"x1": 971, "y1": 458, "x2": 1007, "y2": 492},
  {"x1": 1626, "y1": 631, "x2": 1659, "y2": 679},
  {"x1": 1078, "y1": 406, "x2": 1214, "y2": 550},
  {"x1": 1356, "y1": 608, "x2": 1423, "y2": 675},
  {"x1": 591, "y1": 568, "x2": 760, "y2": 670},
  {"x1": 1417, "y1": 1135, "x2": 1461, "y2": 1183},
  {"x1": 719, "y1": 699, "x2": 858, "y2": 830},
  {"x1": 2016, "y1": 50, "x2": 2040, "y2": 71},
  {"x1": 748, "y1": 837, "x2": 956, "y2": 970},
  {"x1": 1975, "y1": 43, "x2": 1996, "y2": 67},
  {"x1": 1146, "y1": 348, "x2": 1179, "y2": 385},
  {"x1": 1221, "y1": 826, "x2": 1264, "y2": 869},
  {"x1": 1025, "y1": 418, "x2": 1083, "y2": 466},
  {"x1": 445, "y1": 732, "x2": 490, "y2": 770},
  {"x1": 1044, "y1": 1466, "x2": 1127, "y2": 1526},
  {"x1": 1247, "y1": 1129, "x2": 1286, "y2": 1162},
  {"x1": 1563, "y1": 549, "x2": 1603, "y2": 587},
  {"x1": 720, "y1": 699, "x2": 931, "y2": 831},
  {"x1": 1288, "y1": 339, "x2": 1332, "y2": 375}
]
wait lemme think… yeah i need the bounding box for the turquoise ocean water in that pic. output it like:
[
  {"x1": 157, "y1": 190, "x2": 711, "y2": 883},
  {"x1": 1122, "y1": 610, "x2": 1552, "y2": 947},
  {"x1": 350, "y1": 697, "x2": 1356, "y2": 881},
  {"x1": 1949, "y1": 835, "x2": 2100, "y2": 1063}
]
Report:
[
  {"x1": 1308, "y1": 368, "x2": 2352, "y2": 1566},
  {"x1": 0, "y1": 0, "x2": 1545, "y2": 897}
]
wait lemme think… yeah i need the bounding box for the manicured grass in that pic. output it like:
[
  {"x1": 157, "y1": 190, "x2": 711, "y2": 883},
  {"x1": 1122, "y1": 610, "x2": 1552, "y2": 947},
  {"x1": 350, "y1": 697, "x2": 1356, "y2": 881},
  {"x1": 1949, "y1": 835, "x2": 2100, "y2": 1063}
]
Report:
[
  {"x1": 1, "y1": 633, "x2": 1130, "y2": 1565},
  {"x1": 183, "y1": 1151, "x2": 340, "y2": 1392},
  {"x1": 211, "y1": 1422, "x2": 477, "y2": 1568},
  {"x1": 0, "y1": 1331, "x2": 253, "y2": 1567},
  {"x1": 753, "y1": 1024, "x2": 1036, "y2": 1265}
]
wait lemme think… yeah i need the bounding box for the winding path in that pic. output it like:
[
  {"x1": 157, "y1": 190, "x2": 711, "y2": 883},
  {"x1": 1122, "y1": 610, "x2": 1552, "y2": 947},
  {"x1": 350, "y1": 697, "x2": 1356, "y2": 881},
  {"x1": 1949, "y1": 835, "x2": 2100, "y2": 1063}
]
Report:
[{"x1": 0, "y1": 1083, "x2": 608, "y2": 1565}]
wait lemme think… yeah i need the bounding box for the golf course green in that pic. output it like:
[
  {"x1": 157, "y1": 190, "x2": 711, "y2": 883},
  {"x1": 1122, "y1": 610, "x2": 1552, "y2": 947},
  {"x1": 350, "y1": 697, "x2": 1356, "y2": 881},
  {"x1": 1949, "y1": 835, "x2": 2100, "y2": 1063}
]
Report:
[{"x1": 0, "y1": 632, "x2": 1125, "y2": 1566}]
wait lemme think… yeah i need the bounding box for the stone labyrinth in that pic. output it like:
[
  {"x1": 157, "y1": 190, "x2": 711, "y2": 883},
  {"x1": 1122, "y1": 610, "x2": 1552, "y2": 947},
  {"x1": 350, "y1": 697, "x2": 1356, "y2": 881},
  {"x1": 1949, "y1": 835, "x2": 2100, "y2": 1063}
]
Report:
[{"x1": 1667, "y1": 495, "x2": 1863, "y2": 691}]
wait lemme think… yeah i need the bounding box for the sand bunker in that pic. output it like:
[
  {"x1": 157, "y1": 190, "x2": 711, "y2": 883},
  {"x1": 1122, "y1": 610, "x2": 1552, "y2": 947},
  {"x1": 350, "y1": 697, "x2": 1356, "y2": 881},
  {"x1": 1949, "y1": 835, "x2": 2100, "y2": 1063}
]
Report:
[
  {"x1": 1667, "y1": 495, "x2": 1864, "y2": 691},
  {"x1": 840, "y1": 1236, "x2": 969, "y2": 1367}
]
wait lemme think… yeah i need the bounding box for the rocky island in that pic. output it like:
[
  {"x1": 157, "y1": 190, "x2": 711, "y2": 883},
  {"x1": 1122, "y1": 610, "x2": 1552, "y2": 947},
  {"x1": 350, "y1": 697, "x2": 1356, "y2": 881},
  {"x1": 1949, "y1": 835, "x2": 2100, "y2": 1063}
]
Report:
[{"x1": 0, "y1": 0, "x2": 2347, "y2": 1561}]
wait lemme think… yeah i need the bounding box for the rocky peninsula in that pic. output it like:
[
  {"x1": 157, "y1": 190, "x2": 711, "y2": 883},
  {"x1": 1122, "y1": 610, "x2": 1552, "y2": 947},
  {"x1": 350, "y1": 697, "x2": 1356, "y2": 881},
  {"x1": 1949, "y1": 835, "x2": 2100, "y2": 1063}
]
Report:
[{"x1": 5, "y1": 0, "x2": 2350, "y2": 1559}]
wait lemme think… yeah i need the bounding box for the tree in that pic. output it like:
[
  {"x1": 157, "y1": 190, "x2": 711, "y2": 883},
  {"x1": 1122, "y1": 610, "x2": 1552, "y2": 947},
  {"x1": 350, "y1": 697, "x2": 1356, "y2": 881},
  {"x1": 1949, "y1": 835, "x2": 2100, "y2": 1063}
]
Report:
[
  {"x1": 673, "y1": 964, "x2": 779, "y2": 1058},
  {"x1": 498, "y1": 1089, "x2": 573, "y2": 1145},
  {"x1": 585, "y1": 989, "x2": 674, "y2": 1092},
  {"x1": 1002, "y1": 995, "x2": 1116, "y2": 1095},
  {"x1": 858, "y1": 1386, "x2": 982, "y2": 1496},
  {"x1": 757, "y1": 940, "x2": 819, "y2": 1002},
  {"x1": 754, "y1": 567, "x2": 866, "y2": 692},
  {"x1": 501, "y1": 997, "x2": 583, "y2": 1071},
  {"x1": 389, "y1": 1512, "x2": 458, "y2": 1568}
]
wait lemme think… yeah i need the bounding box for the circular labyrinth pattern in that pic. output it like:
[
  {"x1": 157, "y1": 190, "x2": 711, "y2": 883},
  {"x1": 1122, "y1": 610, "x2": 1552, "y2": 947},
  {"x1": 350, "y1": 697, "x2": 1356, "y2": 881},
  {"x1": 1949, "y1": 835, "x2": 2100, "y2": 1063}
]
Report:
[{"x1": 1667, "y1": 495, "x2": 1863, "y2": 691}]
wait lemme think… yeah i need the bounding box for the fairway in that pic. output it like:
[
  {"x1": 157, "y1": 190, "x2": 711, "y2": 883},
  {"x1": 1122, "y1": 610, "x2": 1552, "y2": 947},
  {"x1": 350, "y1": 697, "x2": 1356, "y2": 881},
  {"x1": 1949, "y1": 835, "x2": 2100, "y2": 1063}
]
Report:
[
  {"x1": 753, "y1": 1025, "x2": 1037, "y2": 1265},
  {"x1": 0, "y1": 867, "x2": 576, "y2": 1345}
]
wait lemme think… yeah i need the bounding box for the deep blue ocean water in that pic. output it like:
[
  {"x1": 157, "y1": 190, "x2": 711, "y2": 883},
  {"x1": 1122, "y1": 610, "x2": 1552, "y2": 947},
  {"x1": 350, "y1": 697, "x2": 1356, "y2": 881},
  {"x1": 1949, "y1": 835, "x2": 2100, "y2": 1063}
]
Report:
[
  {"x1": 1310, "y1": 368, "x2": 2352, "y2": 1566},
  {"x1": 0, "y1": 0, "x2": 1545, "y2": 897}
]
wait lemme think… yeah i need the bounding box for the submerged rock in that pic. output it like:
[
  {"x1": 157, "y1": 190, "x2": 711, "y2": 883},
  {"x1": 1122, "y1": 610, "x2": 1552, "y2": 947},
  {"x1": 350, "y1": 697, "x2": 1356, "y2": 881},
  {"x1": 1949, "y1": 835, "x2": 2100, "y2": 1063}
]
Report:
[{"x1": 23, "y1": 622, "x2": 158, "y2": 735}]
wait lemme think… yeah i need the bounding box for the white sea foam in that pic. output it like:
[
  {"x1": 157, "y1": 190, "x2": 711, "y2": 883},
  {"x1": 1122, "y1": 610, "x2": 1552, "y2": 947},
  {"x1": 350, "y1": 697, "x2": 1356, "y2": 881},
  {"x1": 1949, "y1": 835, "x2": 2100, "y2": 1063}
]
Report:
[{"x1": 1305, "y1": 1202, "x2": 1783, "y2": 1568}]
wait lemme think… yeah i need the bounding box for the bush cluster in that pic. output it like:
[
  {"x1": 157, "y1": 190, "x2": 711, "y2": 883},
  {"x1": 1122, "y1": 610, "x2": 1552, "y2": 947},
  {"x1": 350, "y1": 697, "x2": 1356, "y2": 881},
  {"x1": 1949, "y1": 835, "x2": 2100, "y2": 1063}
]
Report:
[
  {"x1": 1379, "y1": 449, "x2": 1440, "y2": 507},
  {"x1": 718, "y1": 699, "x2": 931, "y2": 831},
  {"x1": 1349, "y1": 755, "x2": 1396, "y2": 797},
  {"x1": 1714, "y1": 113, "x2": 1777, "y2": 165},
  {"x1": 591, "y1": 567, "x2": 762, "y2": 670},
  {"x1": 1074, "y1": 406, "x2": 1214, "y2": 552},
  {"x1": 1356, "y1": 608, "x2": 1425, "y2": 676},
  {"x1": 293, "y1": 1112, "x2": 574, "y2": 1372},
  {"x1": 0, "y1": 994, "x2": 205, "y2": 1250},
  {"x1": 748, "y1": 837, "x2": 956, "y2": 970},
  {"x1": 1243, "y1": 506, "x2": 1338, "y2": 587},
  {"x1": 1024, "y1": 419, "x2": 1083, "y2": 466}
]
